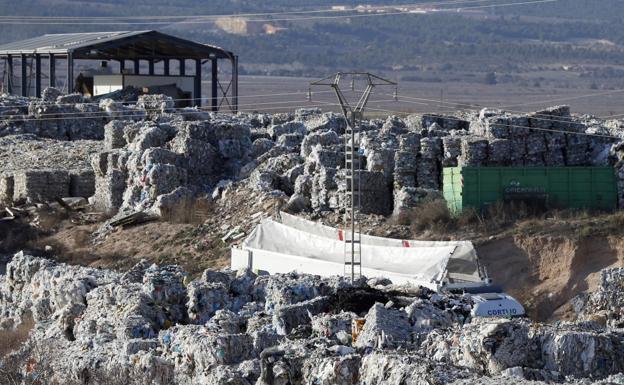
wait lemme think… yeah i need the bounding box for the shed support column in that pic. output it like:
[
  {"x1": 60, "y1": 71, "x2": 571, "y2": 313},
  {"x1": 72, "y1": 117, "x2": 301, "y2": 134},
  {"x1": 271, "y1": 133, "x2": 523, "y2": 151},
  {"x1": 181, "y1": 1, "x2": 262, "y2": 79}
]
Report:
[
  {"x1": 7, "y1": 55, "x2": 13, "y2": 94},
  {"x1": 194, "y1": 59, "x2": 202, "y2": 107},
  {"x1": 35, "y1": 55, "x2": 41, "y2": 98},
  {"x1": 148, "y1": 59, "x2": 154, "y2": 75},
  {"x1": 211, "y1": 58, "x2": 218, "y2": 112},
  {"x1": 119, "y1": 59, "x2": 125, "y2": 74},
  {"x1": 179, "y1": 59, "x2": 185, "y2": 76},
  {"x1": 67, "y1": 53, "x2": 74, "y2": 93},
  {"x1": 164, "y1": 59, "x2": 170, "y2": 76},
  {"x1": 21, "y1": 54, "x2": 27, "y2": 97},
  {"x1": 49, "y1": 54, "x2": 55, "y2": 88},
  {"x1": 232, "y1": 55, "x2": 239, "y2": 113},
  {"x1": 134, "y1": 60, "x2": 140, "y2": 75}
]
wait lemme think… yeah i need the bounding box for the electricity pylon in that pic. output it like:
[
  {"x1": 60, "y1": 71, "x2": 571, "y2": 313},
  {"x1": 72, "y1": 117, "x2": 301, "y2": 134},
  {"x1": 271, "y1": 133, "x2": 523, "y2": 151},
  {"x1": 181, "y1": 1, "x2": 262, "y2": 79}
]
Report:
[{"x1": 310, "y1": 72, "x2": 397, "y2": 283}]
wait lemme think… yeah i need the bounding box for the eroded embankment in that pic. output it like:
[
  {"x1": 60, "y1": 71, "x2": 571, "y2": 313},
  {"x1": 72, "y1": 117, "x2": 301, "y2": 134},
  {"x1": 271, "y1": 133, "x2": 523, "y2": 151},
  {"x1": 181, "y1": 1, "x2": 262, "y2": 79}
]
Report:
[{"x1": 478, "y1": 234, "x2": 624, "y2": 321}]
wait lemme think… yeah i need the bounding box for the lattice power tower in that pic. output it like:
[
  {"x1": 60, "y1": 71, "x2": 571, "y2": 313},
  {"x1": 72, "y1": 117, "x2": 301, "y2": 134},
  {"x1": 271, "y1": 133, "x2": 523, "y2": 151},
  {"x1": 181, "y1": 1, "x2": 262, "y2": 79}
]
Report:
[{"x1": 310, "y1": 72, "x2": 397, "y2": 282}]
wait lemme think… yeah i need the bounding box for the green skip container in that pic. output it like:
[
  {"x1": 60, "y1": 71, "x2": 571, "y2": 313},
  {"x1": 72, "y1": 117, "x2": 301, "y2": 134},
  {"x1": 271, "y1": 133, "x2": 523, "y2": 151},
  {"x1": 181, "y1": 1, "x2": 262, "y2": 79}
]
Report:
[{"x1": 443, "y1": 166, "x2": 618, "y2": 213}]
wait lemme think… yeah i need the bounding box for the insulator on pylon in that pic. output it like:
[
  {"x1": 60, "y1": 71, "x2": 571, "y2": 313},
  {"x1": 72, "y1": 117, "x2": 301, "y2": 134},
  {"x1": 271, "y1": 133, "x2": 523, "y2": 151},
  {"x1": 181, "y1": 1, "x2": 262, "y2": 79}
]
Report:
[
  {"x1": 393, "y1": 87, "x2": 398, "y2": 102},
  {"x1": 307, "y1": 88, "x2": 312, "y2": 101},
  {"x1": 350, "y1": 78, "x2": 355, "y2": 91}
]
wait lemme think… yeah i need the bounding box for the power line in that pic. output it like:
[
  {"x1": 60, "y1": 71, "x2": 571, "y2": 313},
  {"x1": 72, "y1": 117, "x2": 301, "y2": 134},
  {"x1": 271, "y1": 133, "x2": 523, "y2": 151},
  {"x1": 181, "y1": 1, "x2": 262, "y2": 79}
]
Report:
[
  {"x1": 496, "y1": 88, "x2": 624, "y2": 110},
  {"x1": 0, "y1": 97, "x2": 398, "y2": 123},
  {"x1": 386, "y1": 94, "x2": 609, "y2": 127},
  {"x1": 0, "y1": 84, "x2": 620, "y2": 131},
  {"x1": 0, "y1": 87, "x2": 620, "y2": 131},
  {"x1": 342, "y1": 87, "x2": 598, "y2": 128},
  {"x1": 0, "y1": 102, "x2": 311, "y2": 123},
  {"x1": 0, "y1": 0, "x2": 559, "y2": 25},
  {"x1": 0, "y1": 89, "x2": 336, "y2": 110},
  {"x1": 381, "y1": 89, "x2": 624, "y2": 126},
  {"x1": 0, "y1": 0, "x2": 496, "y2": 21},
  {"x1": 0, "y1": 91, "x2": 620, "y2": 141},
  {"x1": 356, "y1": 99, "x2": 624, "y2": 140}
]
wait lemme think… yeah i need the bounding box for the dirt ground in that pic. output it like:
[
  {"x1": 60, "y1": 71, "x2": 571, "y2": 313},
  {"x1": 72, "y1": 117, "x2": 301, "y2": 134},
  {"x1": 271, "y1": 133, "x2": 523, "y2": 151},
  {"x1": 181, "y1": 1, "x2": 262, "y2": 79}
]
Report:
[
  {"x1": 3, "y1": 190, "x2": 624, "y2": 322},
  {"x1": 4, "y1": 187, "x2": 287, "y2": 278},
  {"x1": 478, "y1": 234, "x2": 624, "y2": 321}
]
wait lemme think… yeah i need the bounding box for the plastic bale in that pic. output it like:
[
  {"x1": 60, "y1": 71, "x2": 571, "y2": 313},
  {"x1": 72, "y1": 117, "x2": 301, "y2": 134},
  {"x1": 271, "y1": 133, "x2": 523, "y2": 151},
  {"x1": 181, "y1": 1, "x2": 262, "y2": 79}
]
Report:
[
  {"x1": 311, "y1": 311, "x2": 357, "y2": 341},
  {"x1": 69, "y1": 169, "x2": 96, "y2": 198},
  {"x1": 272, "y1": 296, "x2": 332, "y2": 335},
  {"x1": 354, "y1": 303, "x2": 411, "y2": 349},
  {"x1": 0, "y1": 173, "x2": 14, "y2": 204},
  {"x1": 302, "y1": 354, "x2": 361, "y2": 385},
  {"x1": 142, "y1": 265, "x2": 189, "y2": 326}
]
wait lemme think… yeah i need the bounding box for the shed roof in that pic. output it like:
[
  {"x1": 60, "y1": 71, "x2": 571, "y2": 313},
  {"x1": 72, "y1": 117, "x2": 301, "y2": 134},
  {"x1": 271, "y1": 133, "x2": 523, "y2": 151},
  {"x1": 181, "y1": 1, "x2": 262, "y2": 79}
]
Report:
[{"x1": 0, "y1": 30, "x2": 233, "y2": 60}]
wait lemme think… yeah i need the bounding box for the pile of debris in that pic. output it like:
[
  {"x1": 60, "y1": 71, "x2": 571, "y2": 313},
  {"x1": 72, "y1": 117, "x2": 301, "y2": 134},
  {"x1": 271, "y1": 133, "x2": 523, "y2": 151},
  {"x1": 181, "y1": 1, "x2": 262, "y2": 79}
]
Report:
[
  {"x1": 1, "y1": 89, "x2": 105, "y2": 140},
  {"x1": 0, "y1": 253, "x2": 623, "y2": 384},
  {"x1": 611, "y1": 142, "x2": 624, "y2": 207},
  {"x1": 0, "y1": 88, "x2": 189, "y2": 141},
  {"x1": 0, "y1": 134, "x2": 102, "y2": 204},
  {"x1": 572, "y1": 267, "x2": 624, "y2": 329},
  {"x1": 2, "y1": 89, "x2": 624, "y2": 219},
  {"x1": 91, "y1": 114, "x2": 252, "y2": 216},
  {"x1": 84, "y1": 106, "x2": 623, "y2": 226}
]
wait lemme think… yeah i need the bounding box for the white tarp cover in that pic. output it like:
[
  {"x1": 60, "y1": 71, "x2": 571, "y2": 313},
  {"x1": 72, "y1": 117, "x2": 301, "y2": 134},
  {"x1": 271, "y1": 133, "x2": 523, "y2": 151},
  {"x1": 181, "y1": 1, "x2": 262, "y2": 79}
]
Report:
[
  {"x1": 232, "y1": 214, "x2": 483, "y2": 286},
  {"x1": 278, "y1": 212, "x2": 482, "y2": 283}
]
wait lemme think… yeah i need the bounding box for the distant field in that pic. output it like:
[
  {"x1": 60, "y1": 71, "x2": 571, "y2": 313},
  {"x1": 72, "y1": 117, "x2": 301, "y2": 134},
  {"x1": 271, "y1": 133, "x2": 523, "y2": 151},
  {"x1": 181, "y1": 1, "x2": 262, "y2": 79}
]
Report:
[{"x1": 207, "y1": 75, "x2": 624, "y2": 118}]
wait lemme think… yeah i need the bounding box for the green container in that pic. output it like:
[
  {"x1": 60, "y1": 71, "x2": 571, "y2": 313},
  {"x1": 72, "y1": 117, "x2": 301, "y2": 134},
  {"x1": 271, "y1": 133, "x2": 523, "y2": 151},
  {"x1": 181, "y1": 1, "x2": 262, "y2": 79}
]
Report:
[{"x1": 443, "y1": 167, "x2": 618, "y2": 213}]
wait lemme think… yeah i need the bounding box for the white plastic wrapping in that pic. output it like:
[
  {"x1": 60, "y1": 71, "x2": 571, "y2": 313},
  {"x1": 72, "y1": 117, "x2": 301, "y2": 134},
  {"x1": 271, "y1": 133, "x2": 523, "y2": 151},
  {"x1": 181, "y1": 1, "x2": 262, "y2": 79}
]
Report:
[{"x1": 232, "y1": 214, "x2": 484, "y2": 287}]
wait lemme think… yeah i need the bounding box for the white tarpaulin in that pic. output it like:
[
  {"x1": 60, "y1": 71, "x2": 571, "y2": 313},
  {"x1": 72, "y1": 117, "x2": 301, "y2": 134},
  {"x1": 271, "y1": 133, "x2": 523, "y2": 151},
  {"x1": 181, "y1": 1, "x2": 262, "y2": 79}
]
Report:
[
  {"x1": 231, "y1": 214, "x2": 485, "y2": 287},
  {"x1": 278, "y1": 212, "x2": 483, "y2": 283}
]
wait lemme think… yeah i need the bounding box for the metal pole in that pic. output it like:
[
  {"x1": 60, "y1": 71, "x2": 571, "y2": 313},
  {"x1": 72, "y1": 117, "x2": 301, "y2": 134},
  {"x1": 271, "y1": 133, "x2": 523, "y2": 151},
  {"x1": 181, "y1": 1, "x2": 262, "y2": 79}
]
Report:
[
  {"x1": 179, "y1": 59, "x2": 185, "y2": 76},
  {"x1": 232, "y1": 55, "x2": 239, "y2": 113},
  {"x1": 49, "y1": 54, "x2": 55, "y2": 88},
  {"x1": 163, "y1": 59, "x2": 170, "y2": 76},
  {"x1": 350, "y1": 111, "x2": 356, "y2": 283},
  {"x1": 35, "y1": 54, "x2": 41, "y2": 98},
  {"x1": 211, "y1": 58, "x2": 218, "y2": 112},
  {"x1": 7, "y1": 55, "x2": 13, "y2": 94},
  {"x1": 119, "y1": 59, "x2": 125, "y2": 74},
  {"x1": 67, "y1": 52, "x2": 74, "y2": 93},
  {"x1": 20, "y1": 54, "x2": 27, "y2": 97},
  {"x1": 194, "y1": 59, "x2": 202, "y2": 107}
]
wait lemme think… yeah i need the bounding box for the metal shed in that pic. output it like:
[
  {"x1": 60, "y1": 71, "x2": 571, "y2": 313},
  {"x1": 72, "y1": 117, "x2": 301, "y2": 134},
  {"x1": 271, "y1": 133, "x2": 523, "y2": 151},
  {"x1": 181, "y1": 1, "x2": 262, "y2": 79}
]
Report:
[{"x1": 0, "y1": 30, "x2": 238, "y2": 111}]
